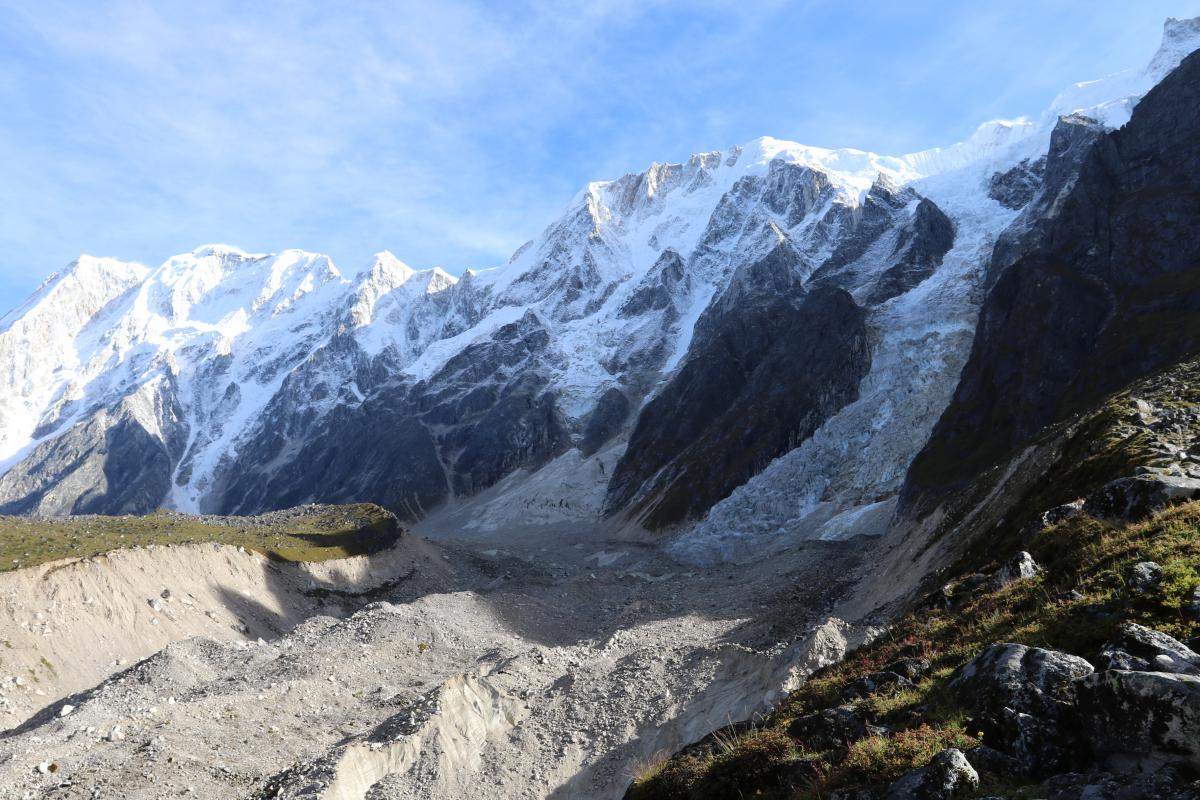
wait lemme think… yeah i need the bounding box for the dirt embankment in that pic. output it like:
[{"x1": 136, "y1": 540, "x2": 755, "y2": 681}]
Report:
[{"x1": 0, "y1": 538, "x2": 440, "y2": 729}]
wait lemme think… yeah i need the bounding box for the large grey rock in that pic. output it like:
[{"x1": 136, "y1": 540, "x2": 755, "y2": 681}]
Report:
[
  {"x1": 950, "y1": 643, "x2": 1093, "y2": 774},
  {"x1": 886, "y1": 748, "x2": 978, "y2": 800},
  {"x1": 951, "y1": 643, "x2": 1094, "y2": 717},
  {"x1": 1084, "y1": 476, "x2": 1200, "y2": 521},
  {"x1": 1073, "y1": 670, "x2": 1200, "y2": 772},
  {"x1": 1099, "y1": 623, "x2": 1200, "y2": 676}
]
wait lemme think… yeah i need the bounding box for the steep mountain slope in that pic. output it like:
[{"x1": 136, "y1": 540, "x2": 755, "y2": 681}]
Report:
[{"x1": 904, "y1": 46, "x2": 1200, "y2": 509}]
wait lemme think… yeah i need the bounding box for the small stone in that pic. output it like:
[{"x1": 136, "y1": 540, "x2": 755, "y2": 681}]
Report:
[
  {"x1": 1035, "y1": 500, "x2": 1084, "y2": 531},
  {"x1": 107, "y1": 726, "x2": 125, "y2": 742},
  {"x1": 842, "y1": 671, "x2": 914, "y2": 701},
  {"x1": 990, "y1": 551, "x2": 1041, "y2": 588},
  {"x1": 58, "y1": 704, "x2": 75, "y2": 717},
  {"x1": 887, "y1": 748, "x2": 978, "y2": 799},
  {"x1": 882, "y1": 657, "x2": 931, "y2": 681},
  {"x1": 1127, "y1": 561, "x2": 1163, "y2": 595}
]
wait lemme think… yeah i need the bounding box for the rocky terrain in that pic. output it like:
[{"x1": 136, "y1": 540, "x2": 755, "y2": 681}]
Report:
[{"x1": 0, "y1": 516, "x2": 875, "y2": 799}]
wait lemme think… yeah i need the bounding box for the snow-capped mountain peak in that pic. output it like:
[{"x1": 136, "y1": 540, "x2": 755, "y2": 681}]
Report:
[{"x1": 0, "y1": 16, "x2": 1196, "y2": 538}]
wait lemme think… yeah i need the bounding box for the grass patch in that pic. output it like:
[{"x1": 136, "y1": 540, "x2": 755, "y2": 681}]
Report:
[{"x1": 0, "y1": 503, "x2": 399, "y2": 573}]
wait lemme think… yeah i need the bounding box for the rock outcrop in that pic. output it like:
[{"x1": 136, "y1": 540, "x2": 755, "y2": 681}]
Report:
[{"x1": 950, "y1": 643, "x2": 1094, "y2": 774}]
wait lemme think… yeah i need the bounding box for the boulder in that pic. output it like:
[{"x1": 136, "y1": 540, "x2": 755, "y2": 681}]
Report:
[
  {"x1": 950, "y1": 644, "x2": 1093, "y2": 774},
  {"x1": 951, "y1": 644, "x2": 1094, "y2": 717},
  {"x1": 842, "y1": 671, "x2": 914, "y2": 701},
  {"x1": 1098, "y1": 623, "x2": 1200, "y2": 676},
  {"x1": 1073, "y1": 670, "x2": 1200, "y2": 772},
  {"x1": 991, "y1": 551, "x2": 1042, "y2": 589},
  {"x1": 886, "y1": 748, "x2": 978, "y2": 800},
  {"x1": 1038, "y1": 769, "x2": 1199, "y2": 800},
  {"x1": 1126, "y1": 561, "x2": 1163, "y2": 595},
  {"x1": 1083, "y1": 475, "x2": 1200, "y2": 522},
  {"x1": 963, "y1": 745, "x2": 1022, "y2": 777},
  {"x1": 786, "y1": 704, "x2": 869, "y2": 750}
]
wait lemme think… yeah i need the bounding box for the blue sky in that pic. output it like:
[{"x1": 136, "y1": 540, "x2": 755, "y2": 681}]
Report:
[{"x1": 1, "y1": 0, "x2": 1198, "y2": 312}]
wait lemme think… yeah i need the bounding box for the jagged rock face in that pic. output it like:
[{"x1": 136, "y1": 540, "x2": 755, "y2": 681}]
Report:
[
  {"x1": 212, "y1": 311, "x2": 568, "y2": 519},
  {"x1": 987, "y1": 157, "x2": 1046, "y2": 210},
  {"x1": 862, "y1": 198, "x2": 956, "y2": 305},
  {"x1": 606, "y1": 245, "x2": 870, "y2": 528},
  {"x1": 905, "y1": 50, "x2": 1200, "y2": 506}
]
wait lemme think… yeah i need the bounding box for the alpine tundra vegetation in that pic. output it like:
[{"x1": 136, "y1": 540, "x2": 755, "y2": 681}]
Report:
[{"x1": 0, "y1": 11, "x2": 1198, "y2": 800}]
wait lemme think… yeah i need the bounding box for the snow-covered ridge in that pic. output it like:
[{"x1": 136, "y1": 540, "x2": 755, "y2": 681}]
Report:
[{"x1": 0, "y1": 17, "x2": 1196, "y2": 525}]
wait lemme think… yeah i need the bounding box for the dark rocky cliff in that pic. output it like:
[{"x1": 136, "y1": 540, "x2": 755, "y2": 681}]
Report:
[
  {"x1": 606, "y1": 244, "x2": 872, "y2": 528},
  {"x1": 904, "y1": 49, "x2": 1200, "y2": 511}
]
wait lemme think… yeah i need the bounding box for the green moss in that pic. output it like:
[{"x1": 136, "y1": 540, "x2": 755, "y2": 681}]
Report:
[{"x1": 0, "y1": 503, "x2": 399, "y2": 573}]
